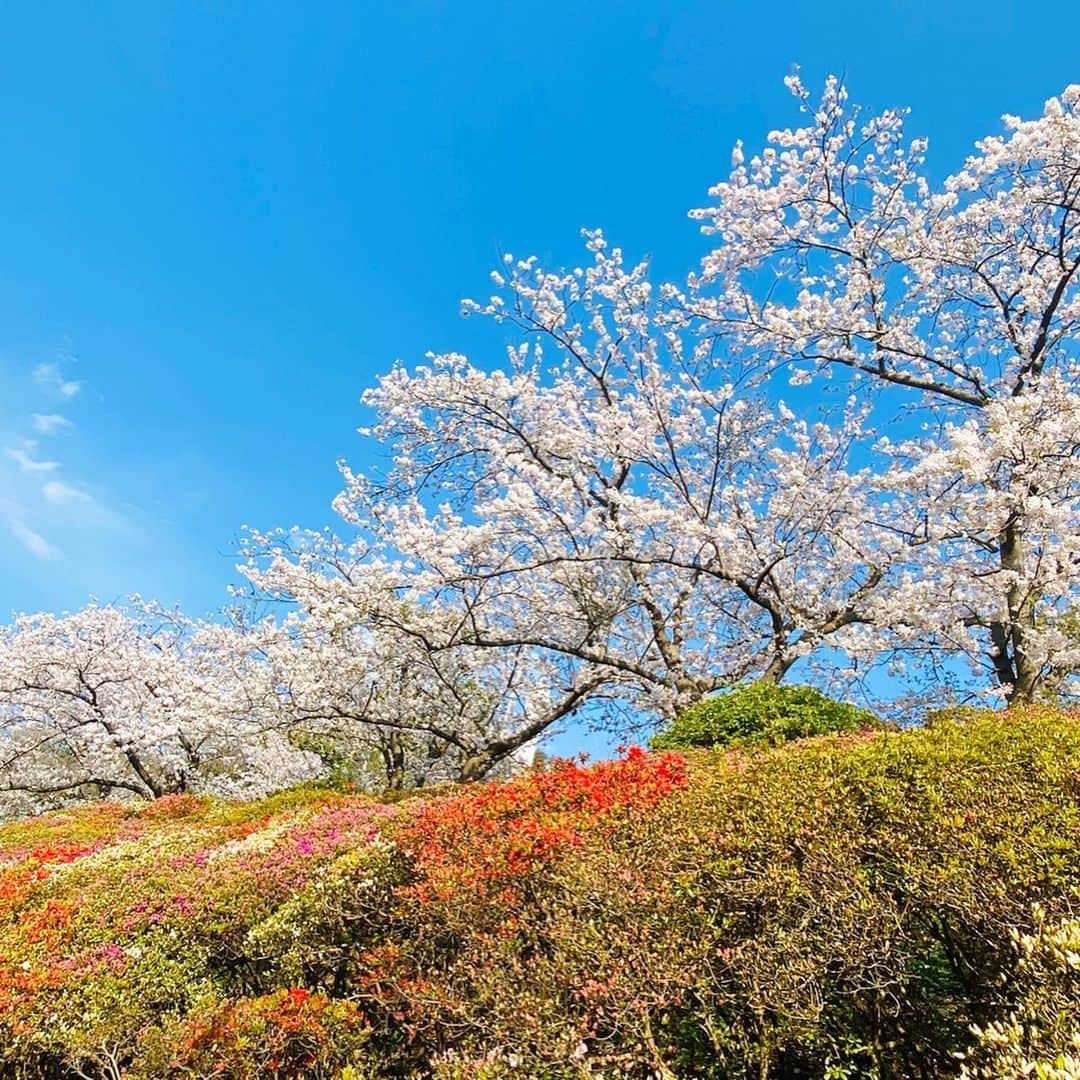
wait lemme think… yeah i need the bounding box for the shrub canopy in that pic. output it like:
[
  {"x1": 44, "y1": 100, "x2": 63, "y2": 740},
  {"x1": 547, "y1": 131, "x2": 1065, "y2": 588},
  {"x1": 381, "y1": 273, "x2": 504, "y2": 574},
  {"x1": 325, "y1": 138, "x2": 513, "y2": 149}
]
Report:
[
  {"x1": 650, "y1": 680, "x2": 881, "y2": 751},
  {"x1": 1, "y1": 708, "x2": 1079, "y2": 1077}
]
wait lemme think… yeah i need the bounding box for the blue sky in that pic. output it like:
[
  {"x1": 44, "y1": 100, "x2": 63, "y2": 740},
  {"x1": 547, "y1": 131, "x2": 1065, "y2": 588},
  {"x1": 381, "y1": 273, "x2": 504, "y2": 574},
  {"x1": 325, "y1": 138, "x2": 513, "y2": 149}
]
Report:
[{"x1": 1, "y1": 0, "x2": 1076, "y2": 625}]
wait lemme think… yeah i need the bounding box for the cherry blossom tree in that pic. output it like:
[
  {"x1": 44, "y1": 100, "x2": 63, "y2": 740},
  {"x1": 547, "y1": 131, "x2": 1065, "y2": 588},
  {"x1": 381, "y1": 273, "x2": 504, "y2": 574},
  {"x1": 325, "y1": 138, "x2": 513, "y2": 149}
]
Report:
[
  {"x1": 8, "y1": 75, "x2": 1080, "y2": 817},
  {"x1": 239, "y1": 531, "x2": 606, "y2": 783},
  {"x1": 0, "y1": 602, "x2": 320, "y2": 815},
  {"x1": 309, "y1": 234, "x2": 904, "y2": 725},
  {"x1": 687, "y1": 75, "x2": 1080, "y2": 701}
]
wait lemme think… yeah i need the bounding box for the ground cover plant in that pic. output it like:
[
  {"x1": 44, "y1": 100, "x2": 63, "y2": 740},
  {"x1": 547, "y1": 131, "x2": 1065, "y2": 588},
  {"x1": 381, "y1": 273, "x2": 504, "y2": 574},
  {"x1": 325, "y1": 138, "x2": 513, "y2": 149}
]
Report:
[{"x1": 0, "y1": 707, "x2": 1079, "y2": 1078}]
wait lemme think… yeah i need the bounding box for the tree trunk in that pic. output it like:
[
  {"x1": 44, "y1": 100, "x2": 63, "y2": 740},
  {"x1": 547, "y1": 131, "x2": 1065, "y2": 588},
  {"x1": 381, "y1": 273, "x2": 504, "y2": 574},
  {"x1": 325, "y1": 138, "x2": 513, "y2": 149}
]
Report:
[
  {"x1": 760, "y1": 651, "x2": 794, "y2": 684},
  {"x1": 382, "y1": 731, "x2": 407, "y2": 790},
  {"x1": 457, "y1": 751, "x2": 494, "y2": 784},
  {"x1": 996, "y1": 518, "x2": 1040, "y2": 703}
]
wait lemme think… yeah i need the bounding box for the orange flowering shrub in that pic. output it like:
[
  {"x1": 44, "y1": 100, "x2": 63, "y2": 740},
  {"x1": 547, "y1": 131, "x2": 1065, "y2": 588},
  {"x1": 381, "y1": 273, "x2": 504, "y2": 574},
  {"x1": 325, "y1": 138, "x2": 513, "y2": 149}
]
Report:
[
  {"x1": 400, "y1": 746, "x2": 687, "y2": 902},
  {"x1": 145, "y1": 988, "x2": 372, "y2": 1079}
]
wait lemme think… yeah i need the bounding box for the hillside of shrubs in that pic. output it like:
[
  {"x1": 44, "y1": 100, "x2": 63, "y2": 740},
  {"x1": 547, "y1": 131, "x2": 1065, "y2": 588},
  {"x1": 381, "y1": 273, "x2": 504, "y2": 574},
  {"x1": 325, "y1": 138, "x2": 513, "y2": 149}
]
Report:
[{"x1": 2, "y1": 705, "x2": 1080, "y2": 1078}]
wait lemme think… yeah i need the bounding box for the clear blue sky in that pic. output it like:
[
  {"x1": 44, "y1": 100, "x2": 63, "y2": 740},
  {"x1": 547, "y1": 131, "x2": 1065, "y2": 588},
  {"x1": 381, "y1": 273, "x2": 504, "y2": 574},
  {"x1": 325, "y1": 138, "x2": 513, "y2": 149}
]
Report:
[{"x1": 1, "y1": 0, "x2": 1076, "y2": 622}]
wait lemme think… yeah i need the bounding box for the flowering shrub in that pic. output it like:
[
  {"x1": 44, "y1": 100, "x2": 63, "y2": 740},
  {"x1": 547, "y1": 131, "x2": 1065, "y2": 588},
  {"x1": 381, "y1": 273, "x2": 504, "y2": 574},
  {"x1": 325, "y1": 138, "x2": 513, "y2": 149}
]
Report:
[
  {"x1": 400, "y1": 746, "x2": 687, "y2": 902},
  {"x1": 140, "y1": 988, "x2": 372, "y2": 1079},
  {"x1": 960, "y1": 906, "x2": 1080, "y2": 1079},
  {"x1": 1, "y1": 713, "x2": 1080, "y2": 1077}
]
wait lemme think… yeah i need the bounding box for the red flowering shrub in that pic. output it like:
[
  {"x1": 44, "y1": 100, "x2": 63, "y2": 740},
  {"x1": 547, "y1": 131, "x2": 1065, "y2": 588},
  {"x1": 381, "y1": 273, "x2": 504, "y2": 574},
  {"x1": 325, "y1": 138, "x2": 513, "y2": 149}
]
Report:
[
  {"x1": 141, "y1": 988, "x2": 371, "y2": 1079},
  {"x1": 400, "y1": 747, "x2": 686, "y2": 903}
]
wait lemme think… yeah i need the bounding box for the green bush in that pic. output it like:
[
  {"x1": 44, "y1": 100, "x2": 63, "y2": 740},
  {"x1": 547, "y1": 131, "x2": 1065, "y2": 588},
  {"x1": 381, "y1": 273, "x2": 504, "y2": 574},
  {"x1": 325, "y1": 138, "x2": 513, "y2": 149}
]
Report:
[
  {"x1": 650, "y1": 680, "x2": 881, "y2": 751},
  {"x1": 925, "y1": 704, "x2": 1001, "y2": 727},
  {"x1": 435, "y1": 707, "x2": 1080, "y2": 1077}
]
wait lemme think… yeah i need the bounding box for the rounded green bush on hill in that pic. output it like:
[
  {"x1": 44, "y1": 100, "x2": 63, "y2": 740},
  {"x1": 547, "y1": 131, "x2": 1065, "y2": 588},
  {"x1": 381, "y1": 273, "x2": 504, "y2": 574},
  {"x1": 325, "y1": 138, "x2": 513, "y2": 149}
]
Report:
[{"x1": 650, "y1": 680, "x2": 880, "y2": 751}]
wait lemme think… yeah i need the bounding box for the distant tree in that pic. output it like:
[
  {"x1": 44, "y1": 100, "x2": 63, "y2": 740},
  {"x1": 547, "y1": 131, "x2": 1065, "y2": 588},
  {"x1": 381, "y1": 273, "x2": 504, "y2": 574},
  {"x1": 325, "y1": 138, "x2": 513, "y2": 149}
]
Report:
[
  {"x1": 239, "y1": 532, "x2": 602, "y2": 784},
  {"x1": 0, "y1": 603, "x2": 319, "y2": 815}
]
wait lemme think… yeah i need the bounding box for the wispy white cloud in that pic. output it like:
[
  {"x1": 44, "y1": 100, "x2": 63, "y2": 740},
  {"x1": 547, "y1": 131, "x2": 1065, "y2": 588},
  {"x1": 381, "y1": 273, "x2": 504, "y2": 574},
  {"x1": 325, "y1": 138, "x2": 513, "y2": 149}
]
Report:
[
  {"x1": 5, "y1": 445, "x2": 60, "y2": 473},
  {"x1": 42, "y1": 480, "x2": 92, "y2": 506},
  {"x1": 7, "y1": 519, "x2": 62, "y2": 561},
  {"x1": 33, "y1": 362, "x2": 81, "y2": 399},
  {"x1": 32, "y1": 413, "x2": 73, "y2": 436},
  {"x1": 1, "y1": 355, "x2": 153, "y2": 595}
]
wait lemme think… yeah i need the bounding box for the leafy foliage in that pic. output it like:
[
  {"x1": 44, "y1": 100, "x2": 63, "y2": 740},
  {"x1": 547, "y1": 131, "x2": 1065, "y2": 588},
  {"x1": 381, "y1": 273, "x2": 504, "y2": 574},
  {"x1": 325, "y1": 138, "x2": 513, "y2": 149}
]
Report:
[
  {"x1": 960, "y1": 906, "x2": 1080, "y2": 1079},
  {"x1": 650, "y1": 681, "x2": 881, "y2": 751},
  {"x1": 2, "y1": 709, "x2": 1080, "y2": 1077}
]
